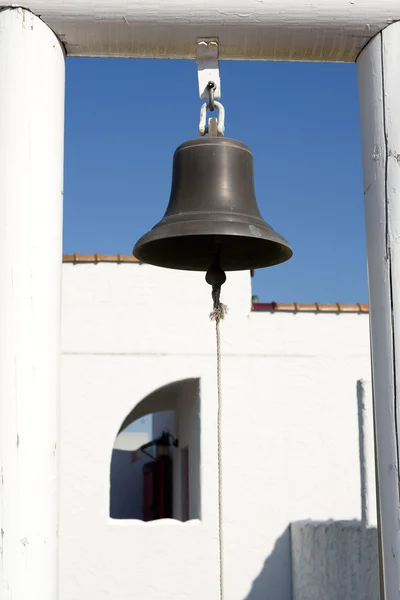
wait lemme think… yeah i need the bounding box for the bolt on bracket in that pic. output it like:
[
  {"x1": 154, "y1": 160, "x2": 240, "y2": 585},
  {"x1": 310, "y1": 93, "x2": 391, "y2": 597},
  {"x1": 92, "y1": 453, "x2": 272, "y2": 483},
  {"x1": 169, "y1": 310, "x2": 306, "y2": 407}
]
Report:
[{"x1": 196, "y1": 38, "x2": 221, "y2": 100}]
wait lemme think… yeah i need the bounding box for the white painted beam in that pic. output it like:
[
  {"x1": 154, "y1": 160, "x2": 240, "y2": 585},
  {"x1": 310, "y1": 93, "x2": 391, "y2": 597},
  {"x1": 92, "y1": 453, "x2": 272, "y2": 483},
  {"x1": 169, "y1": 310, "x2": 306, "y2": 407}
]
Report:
[
  {"x1": 10, "y1": 0, "x2": 400, "y2": 61},
  {"x1": 357, "y1": 21, "x2": 400, "y2": 600},
  {"x1": 0, "y1": 8, "x2": 65, "y2": 599}
]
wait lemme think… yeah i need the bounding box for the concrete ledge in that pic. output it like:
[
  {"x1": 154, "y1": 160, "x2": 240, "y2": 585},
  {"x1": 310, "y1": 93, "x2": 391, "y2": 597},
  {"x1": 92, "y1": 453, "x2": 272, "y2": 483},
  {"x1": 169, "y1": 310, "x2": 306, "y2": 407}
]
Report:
[{"x1": 291, "y1": 520, "x2": 378, "y2": 600}]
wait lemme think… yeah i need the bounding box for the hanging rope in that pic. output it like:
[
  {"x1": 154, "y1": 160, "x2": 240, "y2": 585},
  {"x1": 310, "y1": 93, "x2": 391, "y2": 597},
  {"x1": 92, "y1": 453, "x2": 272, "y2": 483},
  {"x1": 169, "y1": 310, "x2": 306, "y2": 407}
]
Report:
[
  {"x1": 210, "y1": 289, "x2": 227, "y2": 600},
  {"x1": 203, "y1": 76, "x2": 227, "y2": 590}
]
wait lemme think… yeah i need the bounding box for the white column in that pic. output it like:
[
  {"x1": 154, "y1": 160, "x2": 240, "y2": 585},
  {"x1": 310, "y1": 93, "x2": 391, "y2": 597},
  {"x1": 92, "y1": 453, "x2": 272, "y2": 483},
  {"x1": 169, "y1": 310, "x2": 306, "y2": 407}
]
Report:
[
  {"x1": 357, "y1": 21, "x2": 400, "y2": 600},
  {"x1": 0, "y1": 8, "x2": 64, "y2": 599}
]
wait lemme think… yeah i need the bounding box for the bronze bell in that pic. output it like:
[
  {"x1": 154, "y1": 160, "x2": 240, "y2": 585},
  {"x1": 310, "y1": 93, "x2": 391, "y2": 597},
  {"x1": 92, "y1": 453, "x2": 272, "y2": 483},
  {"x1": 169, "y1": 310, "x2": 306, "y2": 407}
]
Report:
[{"x1": 133, "y1": 137, "x2": 292, "y2": 272}]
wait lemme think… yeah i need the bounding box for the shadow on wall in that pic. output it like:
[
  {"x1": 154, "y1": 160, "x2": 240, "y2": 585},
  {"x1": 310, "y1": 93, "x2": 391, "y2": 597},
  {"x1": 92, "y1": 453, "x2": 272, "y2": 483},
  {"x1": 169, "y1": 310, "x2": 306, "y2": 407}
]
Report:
[
  {"x1": 244, "y1": 527, "x2": 292, "y2": 600},
  {"x1": 244, "y1": 381, "x2": 378, "y2": 599},
  {"x1": 244, "y1": 521, "x2": 379, "y2": 600}
]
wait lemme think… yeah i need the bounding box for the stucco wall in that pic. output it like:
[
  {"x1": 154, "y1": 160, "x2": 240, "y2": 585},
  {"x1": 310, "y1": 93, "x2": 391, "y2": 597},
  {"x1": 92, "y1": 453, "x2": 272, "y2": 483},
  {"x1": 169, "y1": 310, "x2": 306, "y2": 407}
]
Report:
[{"x1": 59, "y1": 262, "x2": 374, "y2": 600}]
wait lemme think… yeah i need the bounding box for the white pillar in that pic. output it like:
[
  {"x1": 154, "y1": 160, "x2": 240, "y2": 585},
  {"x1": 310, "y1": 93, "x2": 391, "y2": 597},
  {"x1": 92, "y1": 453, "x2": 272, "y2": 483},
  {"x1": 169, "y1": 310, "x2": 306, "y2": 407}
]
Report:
[
  {"x1": 357, "y1": 21, "x2": 400, "y2": 600},
  {"x1": 0, "y1": 8, "x2": 64, "y2": 599}
]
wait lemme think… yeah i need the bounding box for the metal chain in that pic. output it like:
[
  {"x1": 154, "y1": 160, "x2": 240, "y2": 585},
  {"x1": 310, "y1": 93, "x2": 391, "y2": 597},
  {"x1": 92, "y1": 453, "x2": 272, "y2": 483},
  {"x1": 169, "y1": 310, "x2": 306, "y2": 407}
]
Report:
[
  {"x1": 207, "y1": 81, "x2": 216, "y2": 111},
  {"x1": 199, "y1": 82, "x2": 225, "y2": 137},
  {"x1": 199, "y1": 101, "x2": 225, "y2": 137}
]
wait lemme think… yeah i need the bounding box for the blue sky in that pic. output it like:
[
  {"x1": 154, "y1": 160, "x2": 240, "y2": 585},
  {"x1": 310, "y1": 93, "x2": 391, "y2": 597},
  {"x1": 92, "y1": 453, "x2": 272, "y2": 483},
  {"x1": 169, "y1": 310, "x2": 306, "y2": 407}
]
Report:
[
  {"x1": 125, "y1": 415, "x2": 151, "y2": 434},
  {"x1": 64, "y1": 58, "x2": 367, "y2": 306}
]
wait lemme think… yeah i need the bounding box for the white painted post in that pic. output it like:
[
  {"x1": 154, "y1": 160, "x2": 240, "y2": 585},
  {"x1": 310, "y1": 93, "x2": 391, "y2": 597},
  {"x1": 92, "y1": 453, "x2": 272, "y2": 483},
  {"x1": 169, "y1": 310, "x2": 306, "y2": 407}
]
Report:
[
  {"x1": 0, "y1": 8, "x2": 65, "y2": 599},
  {"x1": 357, "y1": 21, "x2": 400, "y2": 600}
]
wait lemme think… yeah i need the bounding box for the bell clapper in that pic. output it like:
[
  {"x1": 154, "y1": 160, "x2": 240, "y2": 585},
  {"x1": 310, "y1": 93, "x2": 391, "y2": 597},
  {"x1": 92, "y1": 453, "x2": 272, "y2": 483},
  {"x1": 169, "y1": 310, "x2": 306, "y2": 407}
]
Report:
[{"x1": 206, "y1": 260, "x2": 228, "y2": 321}]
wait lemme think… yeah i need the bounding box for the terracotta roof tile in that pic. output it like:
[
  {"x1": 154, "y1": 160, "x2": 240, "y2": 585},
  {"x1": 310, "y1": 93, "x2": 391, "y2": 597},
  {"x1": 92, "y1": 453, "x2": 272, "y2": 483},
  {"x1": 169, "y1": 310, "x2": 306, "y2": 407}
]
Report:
[
  {"x1": 252, "y1": 302, "x2": 368, "y2": 314},
  {"x1": 63, "y1": 253, "x2": 140, "y2": 264}
]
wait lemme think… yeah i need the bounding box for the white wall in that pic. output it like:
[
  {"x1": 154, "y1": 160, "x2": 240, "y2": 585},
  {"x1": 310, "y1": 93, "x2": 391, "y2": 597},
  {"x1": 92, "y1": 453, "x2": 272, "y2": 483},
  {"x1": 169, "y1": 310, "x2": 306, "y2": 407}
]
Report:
[
  {"x1": 224, "y1": 313, "x2": 374, "y2": 600},
  {"x1": 59, "y1": 262, "x2": 374, "y2": 600}
]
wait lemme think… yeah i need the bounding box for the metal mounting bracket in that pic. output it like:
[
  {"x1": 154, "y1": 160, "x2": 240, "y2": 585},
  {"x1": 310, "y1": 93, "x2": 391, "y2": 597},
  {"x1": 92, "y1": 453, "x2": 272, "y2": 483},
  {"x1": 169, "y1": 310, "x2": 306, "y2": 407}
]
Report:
[{"x1": 196, "y1": 38, "x2": 221, "y2": 100}]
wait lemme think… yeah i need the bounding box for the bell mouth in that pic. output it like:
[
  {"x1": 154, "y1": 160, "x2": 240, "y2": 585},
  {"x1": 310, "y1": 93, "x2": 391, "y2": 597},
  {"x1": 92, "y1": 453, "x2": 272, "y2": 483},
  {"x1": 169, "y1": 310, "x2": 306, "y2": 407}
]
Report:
[{"x1": 133, "y1": 220, "x2": 292, "y2": 272}]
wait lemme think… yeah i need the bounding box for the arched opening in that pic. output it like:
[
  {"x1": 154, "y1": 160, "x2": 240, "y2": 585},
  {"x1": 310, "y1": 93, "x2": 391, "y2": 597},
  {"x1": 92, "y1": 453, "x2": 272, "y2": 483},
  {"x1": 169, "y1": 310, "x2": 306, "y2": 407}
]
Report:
[{"x1": 110, "y1": 378, "x2": 201, "y2": 522}]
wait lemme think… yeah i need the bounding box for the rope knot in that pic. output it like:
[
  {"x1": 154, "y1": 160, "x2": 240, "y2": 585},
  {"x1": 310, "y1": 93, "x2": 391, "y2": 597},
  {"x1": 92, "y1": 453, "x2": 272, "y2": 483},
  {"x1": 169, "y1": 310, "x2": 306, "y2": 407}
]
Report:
[{"x1": 210, "y1": 303, "x2": 228, "y2": 322}]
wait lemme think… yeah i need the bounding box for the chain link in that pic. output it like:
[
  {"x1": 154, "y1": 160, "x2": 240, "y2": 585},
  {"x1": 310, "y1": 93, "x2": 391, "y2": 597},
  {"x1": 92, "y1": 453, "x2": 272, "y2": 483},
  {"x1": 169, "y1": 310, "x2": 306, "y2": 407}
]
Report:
[
  {"x1": 199, "y1": 101, "x2": 225, "y2": 137},
  {"x1": 207, "y1": 81, "x2": 216, "y2": 111}
]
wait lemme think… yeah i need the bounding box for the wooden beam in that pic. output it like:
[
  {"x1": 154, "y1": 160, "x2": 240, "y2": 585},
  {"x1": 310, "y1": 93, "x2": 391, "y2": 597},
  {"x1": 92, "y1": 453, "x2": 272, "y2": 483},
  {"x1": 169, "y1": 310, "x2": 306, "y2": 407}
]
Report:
[{"x1": 12, "y1": 0, "x2": 400, "y2": 61}]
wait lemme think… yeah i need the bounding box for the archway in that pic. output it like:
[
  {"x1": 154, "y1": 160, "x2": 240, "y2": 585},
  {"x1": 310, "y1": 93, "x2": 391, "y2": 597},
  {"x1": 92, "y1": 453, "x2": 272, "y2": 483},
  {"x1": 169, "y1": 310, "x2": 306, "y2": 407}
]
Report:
[{"x1": 110, "y1": 378, "x2": 201, "y2": 522}]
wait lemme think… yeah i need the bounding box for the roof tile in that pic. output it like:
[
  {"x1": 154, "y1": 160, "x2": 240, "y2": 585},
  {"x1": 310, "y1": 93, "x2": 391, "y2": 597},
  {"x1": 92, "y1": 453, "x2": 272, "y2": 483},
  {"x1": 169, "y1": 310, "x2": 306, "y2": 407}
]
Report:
[{"x1": 252, "y1": 302, "x2": 368, "y2": 314}]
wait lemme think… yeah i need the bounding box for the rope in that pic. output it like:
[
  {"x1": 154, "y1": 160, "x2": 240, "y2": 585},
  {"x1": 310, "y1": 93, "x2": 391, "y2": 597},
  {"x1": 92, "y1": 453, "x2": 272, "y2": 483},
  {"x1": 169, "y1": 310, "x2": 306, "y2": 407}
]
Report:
[{"x1": 210, "y1": 300, "x2": 227, "y2": 600}]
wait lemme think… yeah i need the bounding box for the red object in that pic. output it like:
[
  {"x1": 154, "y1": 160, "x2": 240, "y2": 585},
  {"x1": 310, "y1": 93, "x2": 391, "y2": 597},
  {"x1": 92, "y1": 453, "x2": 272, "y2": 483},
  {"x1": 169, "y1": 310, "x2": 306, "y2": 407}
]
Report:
[
  {"x1": 159, "y1": 456, "x2": 165, "y2": 519},
  {"x1": 142, "y1": 462, "x2": 156, "y2": 521},
  {"x1": 252, "y1": 302, "x2": 277, "y2": 311},
  {"x1": 142, "y1": 456, "x2": 172, "y2": 521},
  {"x1": 181, "y1": 447, "x2": 189, "y2": 521}
]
